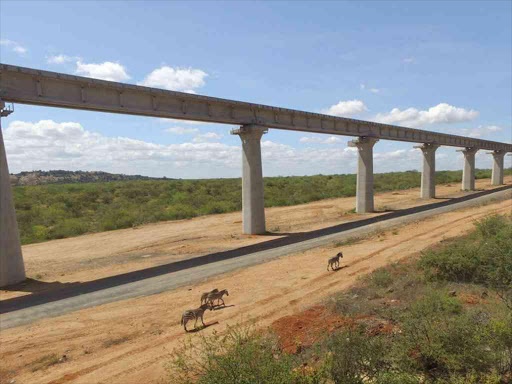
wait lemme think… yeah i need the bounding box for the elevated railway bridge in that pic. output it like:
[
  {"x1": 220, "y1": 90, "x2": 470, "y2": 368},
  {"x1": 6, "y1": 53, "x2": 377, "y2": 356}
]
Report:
[{"x1": 1, "y1": 63, "x2": 511, "y2": 286}]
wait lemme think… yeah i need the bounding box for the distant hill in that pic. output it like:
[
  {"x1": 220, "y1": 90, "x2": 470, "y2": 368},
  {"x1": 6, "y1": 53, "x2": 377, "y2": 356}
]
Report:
[{"x1": 9, "y1": 170, "x2": 170, "y2": 186}]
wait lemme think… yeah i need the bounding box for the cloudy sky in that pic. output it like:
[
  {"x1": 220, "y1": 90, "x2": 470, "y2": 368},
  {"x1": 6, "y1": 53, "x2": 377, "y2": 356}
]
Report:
[{"x1": 1, "y1": 1, "x2": 511, "y2": 178}]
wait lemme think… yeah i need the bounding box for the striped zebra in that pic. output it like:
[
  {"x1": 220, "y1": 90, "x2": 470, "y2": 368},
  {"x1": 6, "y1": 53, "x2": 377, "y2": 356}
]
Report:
[
  {"x1": 327, "y1": 252, "x2": 343, "y2": 271},
  {"x1": 207, "y1": 289, "x2": 229, "y2": 307},
  {"x1": 201, "y1": 288, "x2": 218, "y2": 305},
  {"x1": 180, "y1": 303, "x2": 211, "y2": 332}
]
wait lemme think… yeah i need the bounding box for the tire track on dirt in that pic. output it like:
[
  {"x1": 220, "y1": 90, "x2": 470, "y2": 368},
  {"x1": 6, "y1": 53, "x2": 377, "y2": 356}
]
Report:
[{"x1": 254, "y1": 205, "x2": 511, "y2": 306}]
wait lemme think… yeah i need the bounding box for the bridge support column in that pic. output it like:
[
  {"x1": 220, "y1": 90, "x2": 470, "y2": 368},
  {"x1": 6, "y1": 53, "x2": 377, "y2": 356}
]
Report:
[
  {"x1": 0, "y1": 103, "x2": 26, "y2": 287},
  {"x1": 489, "y1": 150, "x2": 505, "y2": 185},
  {"x1": 232, "y1": 125, "x2": 267, "y2": 234},
  {"x1": 458, "y1": 147, "x2": 478, "y2": 191},
  {"x1": 348, "y1": 137, "x2": 378, "y2": 213},
  {"x1": 415, "y1": 143, "x2": 439, "y2": 199}
]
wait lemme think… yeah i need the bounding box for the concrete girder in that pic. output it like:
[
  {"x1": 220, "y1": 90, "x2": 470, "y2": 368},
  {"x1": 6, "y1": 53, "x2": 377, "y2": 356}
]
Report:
[
  {"x1": 0, "y1": 102, "x2": 26, "y2": 287},
  {"x1": 231, "y1": 125, "x2": 267, "y2": 234},
  {"x1": 348, "y1": 137, "x2": 379, "y2": 213}
]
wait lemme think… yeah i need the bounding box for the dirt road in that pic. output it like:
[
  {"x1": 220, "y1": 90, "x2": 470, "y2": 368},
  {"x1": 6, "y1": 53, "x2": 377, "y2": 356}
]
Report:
[{"x1": 0, "y1": 177, "x2": 511, "y2": 384}]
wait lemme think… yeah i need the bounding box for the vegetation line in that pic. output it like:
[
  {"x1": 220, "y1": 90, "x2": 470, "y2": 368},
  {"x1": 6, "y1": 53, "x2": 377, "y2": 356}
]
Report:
[{"x1": 14, "y1": 168, "x2": 510, "y2": 245}]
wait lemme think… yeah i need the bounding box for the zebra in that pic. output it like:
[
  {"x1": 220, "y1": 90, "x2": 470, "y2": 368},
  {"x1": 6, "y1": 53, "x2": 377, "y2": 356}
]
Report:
[
  {"x1": 200, "y1": 288, "x2": 219, "y2": 305},
  {"x1": 327, "y1": 252, "x2": 343, "y2": 271},
  {"x1": 180, "y1": 303, "x2": 211, "y2": 332},
  {"x1": 207, "y1": 289, "x2": 229, "y2": 307}
]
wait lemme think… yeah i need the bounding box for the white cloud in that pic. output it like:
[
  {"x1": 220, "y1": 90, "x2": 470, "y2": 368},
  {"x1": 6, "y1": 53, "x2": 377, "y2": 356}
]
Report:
[
  {"x1": 374, "y1": 103, "x2": 479, "y2": 128},
  {"x1": 403, "y1": 57, "x2": 415, "y2": 64},
  {"x1": 4, "y1": 120, "x2": 240, "y2": 177},
  {"x1": 75, "y1": 61, "x2": 131, "y2": 82},
  {"x1": 360, "y1": 84, "x2": 379, "y2": 94},
  {"x1": 0, "y1": 39, "x2": 27, "y2": 55},
  {"x1": 321, "y1": 100, "x2": 368, "y2": 117},
  {"x1": 138, "y1": 66, "x2": 208, "y2": 93},
  {"x1": 192, "y1": 132, "x2": 223, "y2": 142},
  {"x1": 4, "y1": 120, "x2": 500, "y2": 179},
  {"x1": 47, "y1": 54, "x2": 75, "y2": 64},
  {"x1": 485, "y1": 125, "x2": 503, "y2": 132},
  {"x1": 457, "y1": 125, "x2": 504, "y2": 138},
  {"x1": 13, "y1": 46, "x2": 27, "y2": 54},
  {"x1": 300, "y1": 135, "x2": 343, "y2": 144},
  {"x1": 165, "y1": 126, "x2": 200, "y2": 135}
]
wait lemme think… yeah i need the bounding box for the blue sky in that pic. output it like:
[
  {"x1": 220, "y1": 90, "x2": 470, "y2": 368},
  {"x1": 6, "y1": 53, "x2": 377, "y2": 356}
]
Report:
[{"x1": 1, "y1": 0, "x2": 511, "y2": 178}]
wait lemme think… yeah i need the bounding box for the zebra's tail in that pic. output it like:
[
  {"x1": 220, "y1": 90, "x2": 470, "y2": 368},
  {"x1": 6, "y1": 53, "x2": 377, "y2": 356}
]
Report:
[{"x1": 180, "y1": 315, "x2": 183, "y2": 325}]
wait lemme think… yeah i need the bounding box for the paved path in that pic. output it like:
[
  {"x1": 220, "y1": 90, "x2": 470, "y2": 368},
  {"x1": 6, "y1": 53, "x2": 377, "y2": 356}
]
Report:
[{"x1": 1, "y1": 187, "x2": 510, "y2": 330}]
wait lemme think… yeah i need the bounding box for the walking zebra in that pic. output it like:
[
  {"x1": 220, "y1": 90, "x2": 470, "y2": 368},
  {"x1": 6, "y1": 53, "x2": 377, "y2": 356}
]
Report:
[
  {"x1": 180, "y1": 303, "x2": 211, "y2": 332},
  {"x1": 200, "y1": 288, "x2": 218, "y2": 305},
  {"x1": 327, "y1": 252, "x2": 343, "y2": 271},
  {"x1": 207, "y1": 289, "x2": 229, "y2": 307}
]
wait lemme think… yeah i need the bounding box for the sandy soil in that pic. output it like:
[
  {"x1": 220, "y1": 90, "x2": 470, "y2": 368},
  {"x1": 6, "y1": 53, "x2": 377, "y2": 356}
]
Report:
[{"x1": 0, "y1": 177, "x2": 511, "y2": 384}]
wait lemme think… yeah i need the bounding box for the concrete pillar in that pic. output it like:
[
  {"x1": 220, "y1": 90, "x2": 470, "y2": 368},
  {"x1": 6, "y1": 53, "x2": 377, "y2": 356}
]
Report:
[
  {"x1": 0, "y1": 105, "x2": 26, "y2": 287},
  {"x1": 489, "y1": 150, "x2": 505, "y2": 185},
  {"x1": 348, "y1": 137, "x2": 378, "y2": 213},
  {"x1": 232, "y1": 124, "x2": 267, "y2": 234},
  {"x1": 458, "y1": 147, "x2": 478, "y2": 191},
  {"x1": 415, "y1": 143, "x2": 440, "y2": 199}
]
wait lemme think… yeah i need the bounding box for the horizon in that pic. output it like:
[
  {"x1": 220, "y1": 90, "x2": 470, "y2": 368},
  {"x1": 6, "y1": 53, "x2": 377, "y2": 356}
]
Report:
[{"x1": 10, "y1": 167, "x2": 512, "y2": 182}]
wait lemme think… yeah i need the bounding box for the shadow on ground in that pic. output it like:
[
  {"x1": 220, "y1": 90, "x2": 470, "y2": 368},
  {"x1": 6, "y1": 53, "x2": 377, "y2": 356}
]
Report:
[
  {"x1": 2, "y1": 278, "x2": 82, "y2": 294},
  {"x1": 185, "y1": 321, "x2": 219, "y2": 333},
  {"x1": 1, "y1": 185, "x2": 510, "y2": 314}
]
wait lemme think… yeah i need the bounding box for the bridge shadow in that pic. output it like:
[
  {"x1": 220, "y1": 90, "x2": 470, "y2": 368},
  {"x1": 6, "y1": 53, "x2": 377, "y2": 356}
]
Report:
[
  {"x1": 1, "y1": 278, "x2": 82, "y2": 294},
  {"x1": 1, "y1": 185, "x2": 510, "y2": 315}
]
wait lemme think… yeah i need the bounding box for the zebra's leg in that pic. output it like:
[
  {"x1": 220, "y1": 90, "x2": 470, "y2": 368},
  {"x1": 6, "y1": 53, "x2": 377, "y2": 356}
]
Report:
[
  {"x1": 201, "y1": 313, "x2": 205, "y2": 327},
  {"x1": 183, "y1": 319, "x2": 188, "y2": 332},
  {"x1": 194, "y1": 316, "x2": 198, "y2": 329},
  {"x1": 220, "y1": 298, "x2": 225, "y2": 306}
]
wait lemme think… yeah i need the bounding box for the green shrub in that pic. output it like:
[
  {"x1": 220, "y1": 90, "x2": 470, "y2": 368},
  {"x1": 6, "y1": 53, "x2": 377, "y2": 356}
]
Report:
[
  {"x1": 50, "y1": 218, "x2": 89, "y2": 239},
  {"x1": 374, "y1": 372, "x2": 421, "y2": 384},
  {"x1": 420, "y1": 215, "x2": 512, "y2": 308},
  {"x1": 369, "y1": 268, "x2": 394, "y2": 288},
  {"x1": 32, "y1": 225, "x2": 49, "y2": 241},
  {"x1": 489, "y1": 315, "x2": 512, "y2": 375},
  {"x1": 325, "y1": 327, "x2": 390, "y2": 384},
  {"x1": 166, "y1": 326, "x2": 326, "y2": 384},
  {"x1": 398, "y1": 290, "x2": 494, "y2": 379},
  {"x1": 13, "y1": 170, "x2": 506, "y2": 245}
]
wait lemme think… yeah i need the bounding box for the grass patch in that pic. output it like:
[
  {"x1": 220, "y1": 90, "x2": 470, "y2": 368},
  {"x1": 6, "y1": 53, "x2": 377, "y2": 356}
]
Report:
[
  {"x1": 103, "y1": 334, "x2": 134, "y2": 348},
  {"x1": 29, "y1": 353, "x2": 60, "y2": 372},
  {"x1": 333, "y1": 236, "x2": 362, "y2": 247},
  {"x1": 166, "y1": 326, "x2": 324, "y2": 384}
]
